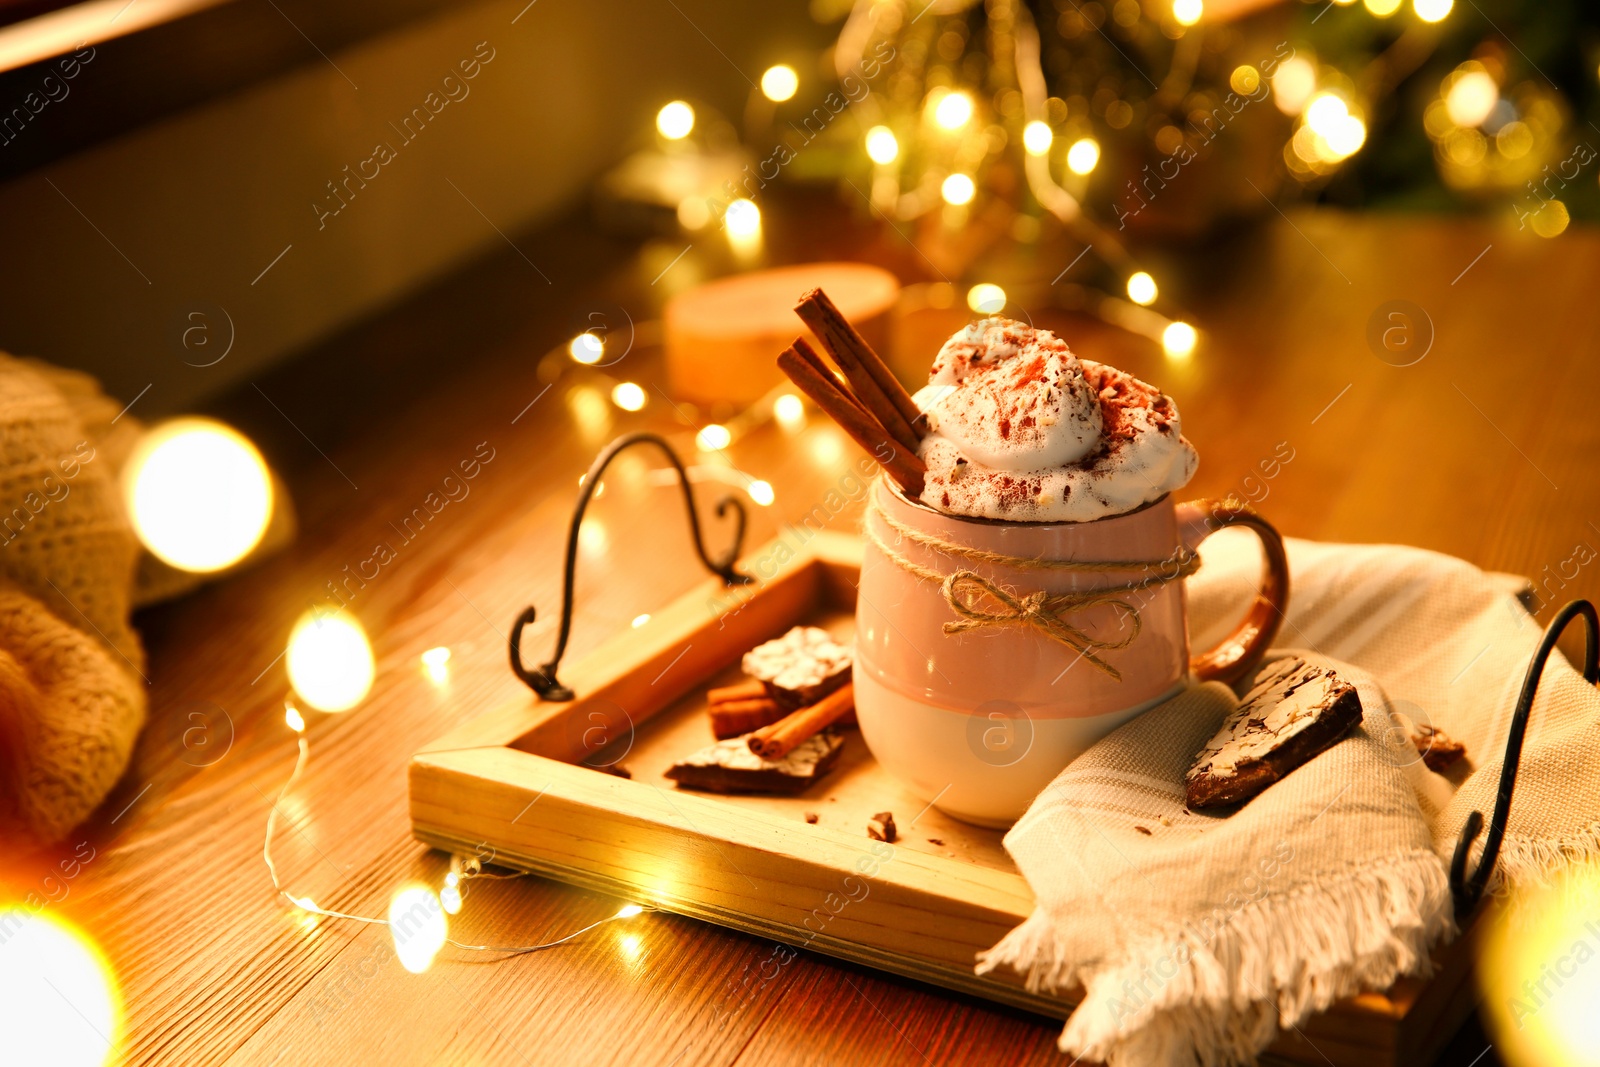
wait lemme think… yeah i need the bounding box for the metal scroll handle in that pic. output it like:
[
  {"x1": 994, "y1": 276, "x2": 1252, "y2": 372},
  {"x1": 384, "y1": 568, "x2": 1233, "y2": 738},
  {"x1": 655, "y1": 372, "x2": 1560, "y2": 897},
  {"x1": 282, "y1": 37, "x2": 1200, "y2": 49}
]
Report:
[
  {"x1": 1175, "y1": 499, "x2": 1292, "y2": 688},
  {"x1": 510, "y1": 432, "x2": 754, "y2": 701},
  {"x1": 1450, "y1": 598, "x2": 1599, "y2": 915}
]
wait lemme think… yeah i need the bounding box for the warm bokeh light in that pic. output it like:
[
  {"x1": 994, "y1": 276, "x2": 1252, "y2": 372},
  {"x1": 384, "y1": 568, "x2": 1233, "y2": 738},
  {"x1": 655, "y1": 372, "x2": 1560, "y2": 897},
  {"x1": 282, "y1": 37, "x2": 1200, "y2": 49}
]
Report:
[
  {"x1": 388, "y1": 886, "x2": 448, "y2": 974},
  {"x1": 1446, "y1": 68, "x2": 1499, "y2": 127},
  {"x1": 865, "y1": 125, "x2": 899, "y2": 165},
  {"x1": 773, "y1": 392, "x2": 805, "y2": 429},
  {"x1": 630, "y1": 613, "x2": 651, "y2": 628},
  {"x1": 724, "y1": 198, "x2": 761, "y2": 237},
  {"x1": 1479, "y1": 861, "x2": 1600, "y2": 1067},
  {"x1": 1066, "y1": 137, "x2": 1100, "y2": 175},
  {"x1": 746, "y1": 480, "x2": 775, "y2": 506},
  {"x1": 1530, "y1": 201, "x2": 1570, "y2": 238},
  {"x1": 1414, "y1": 0, "x2": 1451, "y2": 21},
  {"x1": 616, "y1": 903, "x2": 645, "y2": 919},
  {"x1": 420, "y1": 646, "x2": 450, "y2": 684},
  {"x1": 967, "y1": 283, "x2": 1006, "y2": 314},
  {"x1": 1363, "y1": 0, "x2": 1402, "y2": 14},
  {"x1": 676, "y1": 197, "x2": 711, "y2": 231},
  {"x1": 1230, "y1": 65, "x2": 1260, "y2": 95},
  {"x1": 1272, "y1": 57, "x2": 1317, "y2": 115},
  {"x1": 655, "y1": 100, "x2": 694, "y2": 139},
  {"x1": 569, "y1": 331, "x2": 604, "y2": 364},
  {"x1": 1163, "y1": 321, "x2": 1198, "y2": 359},
  {"x1": 1304, "y1": 93, "x2": 1349, "y2": 137},
  {"x1": 760, "y1": 65, "x2": 798, "y2": 102},
  {"x1": 1126, "y1": 271, "x2": 1158, "y2": 306},
  {"x1": 124, "y1": 418, "x2": 273, "y2": 573},
  {"x1": 610, "y1": 382, "x2": 646, "y2": 411},
  {"x1": 696, "y1": 424, "x2": 732, "y2": 451},
  {"x1": 1022, "y1": 121, "x2": 1053, "y2": 155},
  {"x1": 0, "y1": 908, "x2": 121, "y2": 1067},
  {"x1": 1172, "y1": 0, "x2": 1202, "y2": 26},
  {"x1": 284, "y1": 703, "x2": 306, "y2": 732},
  {"x1": 286, "y1": 609, "x2": 375, "y2": 713},
  {"x1": 932, "y1": 90, "x2": 973, "y2": 130},
  {"x1": 941, "y1": 173, "x2": 976, "y2": 205}
]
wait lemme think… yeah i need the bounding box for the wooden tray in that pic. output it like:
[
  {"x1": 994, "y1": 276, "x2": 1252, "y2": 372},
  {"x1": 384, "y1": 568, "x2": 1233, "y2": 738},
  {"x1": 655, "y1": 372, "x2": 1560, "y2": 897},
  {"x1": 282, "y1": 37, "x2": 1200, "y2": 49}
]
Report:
[{"x1": 409, "y1": 532, "x2": 1479, "y2": 1066}]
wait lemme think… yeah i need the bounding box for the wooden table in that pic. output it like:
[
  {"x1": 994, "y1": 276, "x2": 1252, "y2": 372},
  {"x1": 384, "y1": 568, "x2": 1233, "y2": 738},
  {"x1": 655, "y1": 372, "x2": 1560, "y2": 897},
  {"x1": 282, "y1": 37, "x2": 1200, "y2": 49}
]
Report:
[{"x1": 11, "y1": 200, "x2": 1594, "y2": 1065}]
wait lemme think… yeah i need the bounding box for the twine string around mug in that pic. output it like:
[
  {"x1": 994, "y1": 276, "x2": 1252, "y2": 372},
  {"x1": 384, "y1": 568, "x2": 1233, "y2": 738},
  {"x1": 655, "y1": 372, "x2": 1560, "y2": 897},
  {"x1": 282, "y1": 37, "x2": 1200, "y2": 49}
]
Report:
[{"x1": 864, "y1": 502, "x2": 1201, "y2": 681}]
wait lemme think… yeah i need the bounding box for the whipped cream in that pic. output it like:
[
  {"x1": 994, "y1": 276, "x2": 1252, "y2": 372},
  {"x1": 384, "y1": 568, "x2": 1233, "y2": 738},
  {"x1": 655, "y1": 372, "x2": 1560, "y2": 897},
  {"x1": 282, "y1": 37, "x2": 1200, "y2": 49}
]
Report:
[{"x1": 912, "y1": 318, "x2": 1197, "y2": 522}]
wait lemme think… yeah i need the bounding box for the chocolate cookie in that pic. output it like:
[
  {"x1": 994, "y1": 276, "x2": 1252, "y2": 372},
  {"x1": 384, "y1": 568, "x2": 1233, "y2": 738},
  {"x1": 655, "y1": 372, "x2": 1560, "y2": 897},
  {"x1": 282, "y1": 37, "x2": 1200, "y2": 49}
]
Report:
[
  {"x1": 1186, "y1": 658, "x2": 1363, "y2": 809},
  {"x1": 741, "y1": 625, "x2": 853, "y2": 711},
  {"x1": 665, "y1": 730, "x2": 844, "y2": 795},
  {"x1": 1409, "y1": 722, "x2": 1467, "y2": 772}
]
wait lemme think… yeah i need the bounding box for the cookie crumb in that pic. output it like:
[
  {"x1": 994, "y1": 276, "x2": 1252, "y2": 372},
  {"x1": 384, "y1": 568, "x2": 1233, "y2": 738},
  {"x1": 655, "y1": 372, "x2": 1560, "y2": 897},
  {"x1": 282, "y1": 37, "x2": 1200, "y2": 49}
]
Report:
[
  {"x1": 927, "y1": 837, "x2": 944, "y2": 846},
  {"x1": 804, "y1": 812, "x2": 819, "y2": 824},
  {"x1": 1134, "y1": 825, "x2": 1153, "y2": 836},
  {"x1": 1158, "y1": 815, "x2": 1172, "y2": 827},
  {"x1": 867, "y1": 811, "x2": 897, "y2": 843}
]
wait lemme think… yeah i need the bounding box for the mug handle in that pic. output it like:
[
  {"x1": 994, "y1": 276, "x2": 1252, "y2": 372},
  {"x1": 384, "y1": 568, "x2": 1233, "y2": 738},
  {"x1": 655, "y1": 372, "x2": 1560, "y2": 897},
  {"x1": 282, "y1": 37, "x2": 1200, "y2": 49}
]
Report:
[{"x1": 1174, "y1": 498, "x2": 1291, "y2": 687}]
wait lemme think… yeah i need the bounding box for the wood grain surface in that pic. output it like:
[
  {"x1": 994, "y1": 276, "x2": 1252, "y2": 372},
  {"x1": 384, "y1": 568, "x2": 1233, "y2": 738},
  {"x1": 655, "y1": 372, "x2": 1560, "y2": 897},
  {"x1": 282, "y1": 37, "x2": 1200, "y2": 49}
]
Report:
[{"x1": 6, "y1": 200, "x2": 1590, "y2": 1066}]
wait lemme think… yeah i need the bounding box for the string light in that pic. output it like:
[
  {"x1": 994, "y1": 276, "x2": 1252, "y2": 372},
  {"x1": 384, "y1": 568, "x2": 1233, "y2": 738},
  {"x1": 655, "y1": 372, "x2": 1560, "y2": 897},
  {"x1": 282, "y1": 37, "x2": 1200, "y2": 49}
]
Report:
[
  {"x1": 1478, "y1": 861, "x2": 1600, "y2": 1066},
  {"x1": 1272, "y1": 57, "x2": 1317, "y2": 116},
  {"x1": 123, "y1": 418, "x2": 274, "y2": 573},
  {"x1": 932, "y1": 90, "x2": 973, "y2": 130},
  {"x1": 865, "y1": 126, "x2": 899, "y2": 164},
  {"x1": 655, "y1": 100, "x2": 694, "y2": 140},
  {"x1": 263, "y1": 704, "x2": 656, "y2": 971},
  {"x1": 760, "y1": 65, "x2": 798, "y2": 102},
  {"x1": 1530, "y1": 201, "x2": 1570, "y2": 238},
  {"x1": 286, "y1": 609, "x2": 375, "y2": 713},
  {"x1": 0, "y1": 908, "x2": 121, "y2": 1067},
  {"x1": 1172, "y1": 0, "x2": 1203, "y2": 27},
  {"x1": 724, "y1": 199, "x2": 762, "y2": 259},
  {"x1": 1126, "y1": 272, "x2": 1158, "y2": 306},
  {"x1": 610, "y1": 382, "x2": 647, "y2": 411},
  {"x1": 569, "y1": 332, "x2": 604, "y2": 364},
  {"x1": 941, "y1": 173, "x2": 976, "y2": 205},
  {"x1": 284, "y1": 702, "x2": 305, "y2": 732},
  {"x1": 773, "y1": 392, "x2": 806, "y2": 428},
  {"x1": 696, "y1": 424, "x2": 732, "y2": 451},
  {"x1": 1445, "y1": 68, "x2": 1498, "y2": 127},
  {"x1": 1066, "y1": 137, "x2": 1100, "y2": 175},
  {"x1": 967, "y1": 283, "x2": 1006, "y2": 314},
  {"x1": 746, "y1": 479, "x2": 775, "y2": 506},
  {"x1": 1362, "y1": 0, "x2": 1402, "y2": 15},
  {"x1": 1022, "y1": 121, "x2": 1053, "y2": 155},
  {"x1": 631, "y1": 613, "x2": 651, "y2": 628},
  {"x1": 1162, "y1": 322, "x2": 1198, "y2": 359},
  {"x1": 421, "y1": 646, "x2": 451, "y2": 684},
  {"x1": 1413, "y1": 0, "x2": 1451, "y2": 20}
]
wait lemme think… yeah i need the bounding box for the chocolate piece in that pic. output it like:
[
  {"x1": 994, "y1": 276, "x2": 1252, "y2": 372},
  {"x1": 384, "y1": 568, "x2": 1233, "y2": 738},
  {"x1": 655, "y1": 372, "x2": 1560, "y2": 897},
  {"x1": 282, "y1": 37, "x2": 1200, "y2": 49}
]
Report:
[
  {"x1": 868, "y1": 811, "x2": 897, "y2": 843},
  {"x1": 927, "y1": 838, "x2": 944, "y2": 846},
  {"x1": 742, "y1": 626, "x2": 853, "y2": 711},
  {"x1": 804, "y1": 812, "x2": 819, "y2": 824},
  {"x1": 1186, "y1": 658, "x2": 1363, "y2": 809},
  {"x1": 665, "y1": 731, "x2": 843, "y2": 795},
  {"x1": 1410, "y1": 722, "x2": 1467, "y2": 772},
  {"x1": 1134, "y1": 825, "x2": 1153, "y2": 836}
]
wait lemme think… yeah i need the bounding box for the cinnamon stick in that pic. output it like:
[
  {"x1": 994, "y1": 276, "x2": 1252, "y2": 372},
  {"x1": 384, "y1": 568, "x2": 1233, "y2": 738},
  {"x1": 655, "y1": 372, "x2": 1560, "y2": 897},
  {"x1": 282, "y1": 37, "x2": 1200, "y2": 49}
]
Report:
[
  {"x1": 747, "y1": 683, "x2": 856, "y2": 762},
  {"x1": 709, "y1": 697, "x2": 787, "y2": 740},
  {"x1": 707, "y1": 679, "x2": 767, "y2": 705},
  {"x1": 794, "y1": 289, "x2": 923, "y2": 450},
  {"x1": 778, "y1": 345, "x2": 925, "y2": 497},
  {"x1": 791, "y1": 338, "x2": 863, "y2": 414}
]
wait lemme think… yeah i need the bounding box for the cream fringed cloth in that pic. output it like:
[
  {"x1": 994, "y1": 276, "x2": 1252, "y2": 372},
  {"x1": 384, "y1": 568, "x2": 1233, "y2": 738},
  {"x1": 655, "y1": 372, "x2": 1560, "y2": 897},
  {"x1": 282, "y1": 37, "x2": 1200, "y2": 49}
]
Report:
[
  {"x1": 0, "y1": 355, "x2": 148, "y2": 851},
  {"x1": 978, "y1": 530, "x2": 1600, "y2": 1067}
]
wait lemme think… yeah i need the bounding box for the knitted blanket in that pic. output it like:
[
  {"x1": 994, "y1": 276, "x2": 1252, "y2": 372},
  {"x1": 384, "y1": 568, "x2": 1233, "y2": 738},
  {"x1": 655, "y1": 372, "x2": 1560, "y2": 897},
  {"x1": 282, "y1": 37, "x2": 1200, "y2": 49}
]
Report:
[{"x1": 0, "y1": 355, "x2": 146, "y2": 850}]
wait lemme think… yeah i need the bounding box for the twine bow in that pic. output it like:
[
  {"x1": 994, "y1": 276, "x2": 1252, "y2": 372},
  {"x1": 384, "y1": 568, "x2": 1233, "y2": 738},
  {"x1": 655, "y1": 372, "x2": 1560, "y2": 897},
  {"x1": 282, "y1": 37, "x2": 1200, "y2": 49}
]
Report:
[
  {"x1": 865, "y1": 501, "x2": 1200, "y2": 681},
  {"x1": 938, "y1": 571, "x2": 1143, "y2": 680}
]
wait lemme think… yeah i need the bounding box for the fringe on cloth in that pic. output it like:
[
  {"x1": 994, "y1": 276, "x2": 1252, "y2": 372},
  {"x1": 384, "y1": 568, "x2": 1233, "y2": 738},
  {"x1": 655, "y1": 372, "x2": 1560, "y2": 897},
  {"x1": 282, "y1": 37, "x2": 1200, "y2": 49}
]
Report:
[
  {"x1": 975, "y1": 849, "x2": 1455, "y2": 1067},
  {"x1": 1493, "y1": 819, "x2": 1600, "y2": 888}
]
